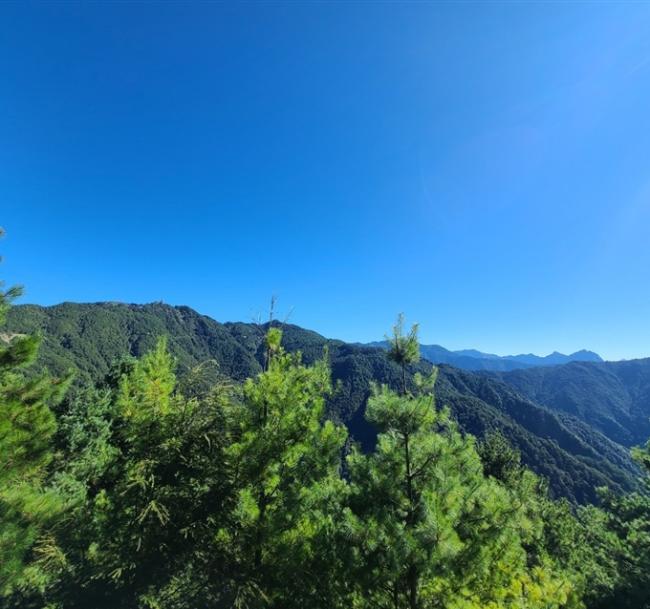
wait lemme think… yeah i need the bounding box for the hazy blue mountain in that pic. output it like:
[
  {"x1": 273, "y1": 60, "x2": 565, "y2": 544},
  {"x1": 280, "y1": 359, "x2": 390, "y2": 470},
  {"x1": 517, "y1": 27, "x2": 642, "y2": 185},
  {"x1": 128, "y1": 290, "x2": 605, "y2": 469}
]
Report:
[
  {"x1": 506, "y1": 349, "x2": 603, "y2": 367},
  {"x1": 364, "y1": 341, "x2": 603, "y2": 372}
]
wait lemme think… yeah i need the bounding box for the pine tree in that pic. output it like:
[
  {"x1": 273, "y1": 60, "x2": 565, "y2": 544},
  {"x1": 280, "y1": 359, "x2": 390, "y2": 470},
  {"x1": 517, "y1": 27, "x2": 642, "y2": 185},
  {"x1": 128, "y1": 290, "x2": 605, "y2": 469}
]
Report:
[
  {"x1": 479, "y1": 430, "x2": 620, "y2": 609},
  {"x1": 40, "y1": 332, "x2": 349, "y2": 609},
  {"x1": 346, "y1": 349, "x2": 575, "y2": 609},
  {"x1": 219, "y1": 328, "x2": 348, "y2": 608},
  {"x1": 590, "y1": 435, "x2": 650, "y2": 609},
  {"x1": 386, "y1": 314, "x2": 420, "y2": 396},
  {"x1": 478, "y1": 431, "x2": 525, "y2": 486},
  {"x1": 38, "y1": 338, "x2": 234, "y2": 609},
  {"x1": 0, "y1": 230, "x2": 70, "y2": 595}
]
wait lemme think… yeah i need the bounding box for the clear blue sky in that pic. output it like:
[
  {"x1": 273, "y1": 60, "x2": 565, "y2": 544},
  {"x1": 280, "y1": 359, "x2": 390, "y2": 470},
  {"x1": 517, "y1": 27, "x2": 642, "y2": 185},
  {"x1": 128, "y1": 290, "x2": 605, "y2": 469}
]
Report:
[{"x1": 2, "y1": 2, "x2": 650, "y2": 360}]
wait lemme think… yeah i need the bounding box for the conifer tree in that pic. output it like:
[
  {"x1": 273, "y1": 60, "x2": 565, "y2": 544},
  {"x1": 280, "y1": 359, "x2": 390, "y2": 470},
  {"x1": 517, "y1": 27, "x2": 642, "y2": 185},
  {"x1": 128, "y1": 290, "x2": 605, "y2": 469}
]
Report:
[
  {"x1": 590, "y1": 435, "x2": 650, "y2": 609},
  {"x1": 479, "y1": 431, "x2": 620, "y2": 609},
  {"x1": 219, "y1": 328, "x2": 348, "y2": 608},
  {"x1": 386, "y1": 314, "x2": 420, "y2": 395},
  {"x1": 40, "y1": 332, "x2": 349, "y2": 609},
  {"x1": 478, "y1": 431, "x2": 524, "y2": 486},
  {"x1": 42, "y1": 338, "x2": 234, "y2": 609},
  {"x1": 347, "y1": 326, "x2": 576, "y2": 609},
  {"x1": 0, "y1": 230, "x2": 69, "y2": 595}
]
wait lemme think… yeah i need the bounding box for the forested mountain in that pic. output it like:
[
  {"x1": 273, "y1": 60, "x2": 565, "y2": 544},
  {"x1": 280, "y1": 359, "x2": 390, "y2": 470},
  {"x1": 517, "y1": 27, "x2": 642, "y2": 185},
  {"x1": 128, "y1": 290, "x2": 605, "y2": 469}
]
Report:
[
  {"x1": 3, "y1": 297, "x2": 650, "y2": 609},
  {"x1": 493, "y1": 360, "x2": 650, "y2": 448},
  {"x1": 4, "y1": 302, "x2": 640, "y2": 503},
  {"x1": 365, "y1": 341, "x2": 603, "y2": 371},
  {"x1": 4, "y1": 302, "x2": 263, "y2": 383}
]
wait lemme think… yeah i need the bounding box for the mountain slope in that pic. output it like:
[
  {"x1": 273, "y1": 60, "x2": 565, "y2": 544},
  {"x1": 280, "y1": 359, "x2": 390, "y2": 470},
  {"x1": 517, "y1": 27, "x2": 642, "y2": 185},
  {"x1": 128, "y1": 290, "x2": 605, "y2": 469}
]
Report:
[
  {"x1": 5, "y1": 302, "x2": 263, "y2": 382},
  {"x1": 493, "y1": 360, "x2": 650, "y2": 448},
  {"x1": 432, "y1": 366, "x2": 635, "y2": 503},
  {"x1": 4, "y1": 302, "x2": 639, "y2": 503}
]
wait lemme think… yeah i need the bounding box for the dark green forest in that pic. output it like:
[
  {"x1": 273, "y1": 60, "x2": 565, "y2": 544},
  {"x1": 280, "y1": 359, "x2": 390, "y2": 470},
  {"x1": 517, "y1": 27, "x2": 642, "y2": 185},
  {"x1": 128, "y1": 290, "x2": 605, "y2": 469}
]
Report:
[{"x1": 2, "y1": 280, "x2": 650, "y2": 607}]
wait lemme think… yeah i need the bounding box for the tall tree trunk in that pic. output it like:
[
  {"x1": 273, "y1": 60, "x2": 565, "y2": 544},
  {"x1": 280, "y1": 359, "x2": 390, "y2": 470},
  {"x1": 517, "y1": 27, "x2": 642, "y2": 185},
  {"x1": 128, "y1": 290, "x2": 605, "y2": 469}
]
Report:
[
  {"x1": 254, "y1": 492, "x2": 267, "y2": 570},
  {"x1": 407, "y1": 564, "x2": 418, "y2": 609},
  {"x1": 404, "y1": 433, "x2": 418, "y2": 609}
]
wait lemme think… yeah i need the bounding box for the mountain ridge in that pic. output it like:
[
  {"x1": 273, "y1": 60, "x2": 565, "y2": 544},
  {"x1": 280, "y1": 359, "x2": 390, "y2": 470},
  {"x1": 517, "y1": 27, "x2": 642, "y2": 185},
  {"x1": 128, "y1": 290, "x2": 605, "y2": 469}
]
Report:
[{"x1": 364, "y1": 340, "x2": 603, "y2": 372}]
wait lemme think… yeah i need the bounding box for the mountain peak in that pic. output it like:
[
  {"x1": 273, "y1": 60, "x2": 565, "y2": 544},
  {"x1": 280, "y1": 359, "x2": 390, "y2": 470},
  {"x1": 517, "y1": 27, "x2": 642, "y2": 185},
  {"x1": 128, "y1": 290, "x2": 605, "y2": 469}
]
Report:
[{"x1": 569, "y1": 349, "x2": 603, "y2": 362}]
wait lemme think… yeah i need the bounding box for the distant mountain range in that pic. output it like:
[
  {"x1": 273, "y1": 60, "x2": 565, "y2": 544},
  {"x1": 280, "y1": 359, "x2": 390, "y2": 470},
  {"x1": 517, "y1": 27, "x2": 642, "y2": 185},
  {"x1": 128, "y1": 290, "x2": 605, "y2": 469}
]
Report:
[
  {"x1": 364, "y1": 341, "x2": 603, "y2": 372},
  {"x1": 5, "y1": 302, "x2": 648, "y2": 505}
]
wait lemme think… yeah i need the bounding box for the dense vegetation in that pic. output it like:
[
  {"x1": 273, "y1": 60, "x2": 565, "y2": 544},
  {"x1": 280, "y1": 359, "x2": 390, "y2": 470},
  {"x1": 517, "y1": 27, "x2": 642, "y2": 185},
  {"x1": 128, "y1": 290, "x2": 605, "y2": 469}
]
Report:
[
  {"x1": 5, "y1": 303, "x2": 640, "y2": 503},
  {"x1": 492, "y1": 361, "x2": 650, "y2": 447},
  {"x1": 1, "y1": 244, "x2": 649, "y2": 607}
]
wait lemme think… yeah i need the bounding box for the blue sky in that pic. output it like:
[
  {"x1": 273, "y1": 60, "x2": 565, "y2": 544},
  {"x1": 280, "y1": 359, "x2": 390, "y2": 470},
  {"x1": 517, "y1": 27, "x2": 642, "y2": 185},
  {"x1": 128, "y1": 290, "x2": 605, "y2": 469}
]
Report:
[{"x1": 2, "y1": 2, "x2": 650, "y2": 360}]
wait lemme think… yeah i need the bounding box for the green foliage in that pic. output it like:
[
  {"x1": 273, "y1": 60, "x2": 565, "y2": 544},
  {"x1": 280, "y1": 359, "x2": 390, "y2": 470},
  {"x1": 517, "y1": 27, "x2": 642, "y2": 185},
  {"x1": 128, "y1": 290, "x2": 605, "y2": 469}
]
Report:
[
  {"x1": 5, "y1": 302, "x2": 263, "y2": 385},
  {"x1": 386, "y1": 314, "x2": 420, "y2": 395},
  {"x1": 6, "y1": 331, "x2": 350, "y2": 609},
  {"x1": 5, "y1": 302, "x2": 639, "y2": 503},
  {"x1": 632, "y1": 437, "x2": 650, "y2": 475},
  {"x1": 219, "y1": 328, "x2": 349, "y2": 608},
  {"x1": 34, "y1": 338, "x2": 234, "y2": 609},
  {"x1": 0, "y1": 245, "x2": 70, "y2": 596},
  {"x1": 494, "y1": 360, "x2": 650, "y2": 448},
  {"x1": 478, "y1": 430, "x2": 524, "y2": 486},
  {"x1": 346, "y1": 372, "x2": 575, "y2": 609},
  {"x1": 3, "y1": 296, "x2": 650, "y2": 609},
  {"x1": 585, "y1": 438, "x2": 650, "y2": 609},
  {"x1": 263, "y1": 326, "x2": 283, "y2": 370},
  {"x1": 478, "y1": 429, "x2": 622, "y2": 609},
  {"x1": 438, "y1": 367, "x2": 637, "y2": 503}
]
